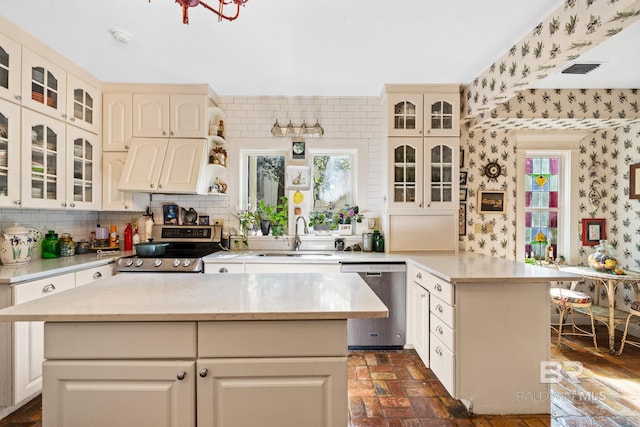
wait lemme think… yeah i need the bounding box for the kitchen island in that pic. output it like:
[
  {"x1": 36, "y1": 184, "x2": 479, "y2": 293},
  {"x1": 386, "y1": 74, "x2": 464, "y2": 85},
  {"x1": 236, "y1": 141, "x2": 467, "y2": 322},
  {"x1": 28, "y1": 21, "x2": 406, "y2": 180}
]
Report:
[{"x1": 0, "y1": 272, "x2": 388, "y2": 427}]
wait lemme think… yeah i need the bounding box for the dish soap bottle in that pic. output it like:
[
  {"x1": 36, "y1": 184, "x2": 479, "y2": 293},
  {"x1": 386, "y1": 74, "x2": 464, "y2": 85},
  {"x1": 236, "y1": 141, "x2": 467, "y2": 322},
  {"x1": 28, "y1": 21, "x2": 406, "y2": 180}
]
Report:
[{"x1": 42, "y1": 230, "x2": 60, "y2": 259}]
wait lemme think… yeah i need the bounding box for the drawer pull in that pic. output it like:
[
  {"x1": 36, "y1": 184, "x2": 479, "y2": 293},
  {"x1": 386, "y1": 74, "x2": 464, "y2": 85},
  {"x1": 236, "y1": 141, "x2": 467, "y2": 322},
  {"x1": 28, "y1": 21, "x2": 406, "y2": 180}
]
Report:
[
  {"x1": 436, "y1": 325, "x2": 443, "y2": 334},
  {"x1": 219, "y1": 267, "x2": 228, "y2": 273},
  {"x1": 435, "y1": 304, "x2": 443, "y2": 313},
  {"x1": 434, "y1": 283, "x2": 442, "y2": 292},
  {"x1": 199, "y1": 368, "x2": 208, "y2": 378},
  {"x1": 416, "y1": 272, "x2": 422, "y2": 279},
  {"x1": 42, "y1": 283, "x2": 56, "y2": 293},
  {"x1": 421, "y1": 293, "x2": 426, "y2": 298},
  {"x1": 435, "y1": 346, "x2": 443, "y2": 356},
  {"x1": 93, "y1": 272, "x2": 102, "y2": 279},
  {"x1": 176, "y1": 371, "x2": 186, "y2": 380}
]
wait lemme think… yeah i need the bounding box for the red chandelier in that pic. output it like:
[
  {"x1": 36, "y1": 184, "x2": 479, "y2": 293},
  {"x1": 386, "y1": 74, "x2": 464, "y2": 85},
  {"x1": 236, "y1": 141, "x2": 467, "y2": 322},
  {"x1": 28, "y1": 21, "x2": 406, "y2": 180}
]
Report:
[{"x1": 154, "y1": 0, "x2": 249, "y2": 24}]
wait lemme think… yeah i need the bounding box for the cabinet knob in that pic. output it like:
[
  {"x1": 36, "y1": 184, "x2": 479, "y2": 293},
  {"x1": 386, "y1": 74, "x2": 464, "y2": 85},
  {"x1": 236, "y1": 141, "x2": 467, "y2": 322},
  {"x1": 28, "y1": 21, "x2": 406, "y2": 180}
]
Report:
[
  {"x1": 70, "y1": 117, "x2": 76, "y2": 122},
  {"x1": 176, "y1": 371, "x2": 186, "y2": 381},
  {"x1": 14, "y1": 200, "x2": 21, "y2": 206},
  {"x1": 219, "y1": 267, "x2": 228, "y2": 273},
  {"x1": 93, "y1": 272, "x2": 102, "y2": 279},
  {"x1": 61, "y1": 202, "x2": 67, "y2": 207},
  {"x1": 42, "y1": 283, "x2": 56, "y2": 293},
  {"x1": 158, "y1": 184, "x2": 163, "y2": 189},
  {"x1": 150, "y1": 184, "x2": 155, "y2": 189},
  {"x1": 69, "y1": 203, "x2": 76, "y2": 208},
  {"x1": 61, "y1": 113, "x2": 67, "y2": 119},
  {"x1": 420, "y1": 293, "x2": 426, "y2": 298},
  {"x1": 124, "y1": 145, "x2": 130, "y2": 150},
  {"x1": 162, "y1": 131, "x2": 167, "y2": 136},
  {"x1": 416, "y1": 272, "x2": 422, "y2": 279},
  {"x1": 199, "y1": 368, "x2": 208, "y2": 378},
  {"x1": 170, "y1": 131, "x2": 174, "y2": 136}
]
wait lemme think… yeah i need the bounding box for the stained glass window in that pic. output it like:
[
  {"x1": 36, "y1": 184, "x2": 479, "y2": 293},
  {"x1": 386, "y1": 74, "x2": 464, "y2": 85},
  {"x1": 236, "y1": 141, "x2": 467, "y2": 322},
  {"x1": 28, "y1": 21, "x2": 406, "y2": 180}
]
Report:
[{"x1": 524, "y1": 157, "x2": 559, "y2": 259}]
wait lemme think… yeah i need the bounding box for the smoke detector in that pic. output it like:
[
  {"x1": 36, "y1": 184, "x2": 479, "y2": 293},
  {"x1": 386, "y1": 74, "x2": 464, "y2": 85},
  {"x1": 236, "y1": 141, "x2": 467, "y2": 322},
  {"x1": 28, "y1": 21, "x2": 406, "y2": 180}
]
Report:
[{"x1": 110, "y1": 28, "x2": 133, "y2": 44}]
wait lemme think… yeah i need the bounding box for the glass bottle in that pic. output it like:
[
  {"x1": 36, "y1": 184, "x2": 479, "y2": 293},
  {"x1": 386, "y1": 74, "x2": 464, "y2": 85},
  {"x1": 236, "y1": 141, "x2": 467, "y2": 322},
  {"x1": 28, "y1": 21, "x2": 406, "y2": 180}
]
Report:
[
  {"x1": 41, "y1": 230, "x2": 60, "y2": 259},
  {"x1": 59, "y1": 233, "x2": 76, "y2": 256},
  {"x1": 588, "y1": 240, "x2": 618, "y2": 272}
]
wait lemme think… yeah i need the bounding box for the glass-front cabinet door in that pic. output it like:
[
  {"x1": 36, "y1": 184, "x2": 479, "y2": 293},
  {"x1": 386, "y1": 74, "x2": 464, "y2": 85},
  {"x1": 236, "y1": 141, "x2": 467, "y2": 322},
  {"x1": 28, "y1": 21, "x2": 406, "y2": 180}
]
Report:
[
  {"x1": 67, "y1": 74, "x2": 101, "y2": 134},
  {"x1": 67, "y1": 127, "x2": 100, "y2": 209},
  {"x1": 424, "y1": 93, "x2": 459, "y2": 137},
  {"x1": 387, "y1": 94, "x2": 423, "y2": 137},
  {"x1": 425, "y1": 139, "x2": 457, "y2": 209},
  {"x1": 388, "y1": 138, "x2": 423, "y2": 209},
  {"x1": 21, "y1": 48, "x2": 66, "y2": 120},
  {"x1": 21, "y1": 109, "x2": 66, "y2": 209},
  {"x1": 0, "y1": 100, "x2": 20, "y2": 207},
  {"x1": 0, "y1": 33, "x2": 21, "y2": 104}
]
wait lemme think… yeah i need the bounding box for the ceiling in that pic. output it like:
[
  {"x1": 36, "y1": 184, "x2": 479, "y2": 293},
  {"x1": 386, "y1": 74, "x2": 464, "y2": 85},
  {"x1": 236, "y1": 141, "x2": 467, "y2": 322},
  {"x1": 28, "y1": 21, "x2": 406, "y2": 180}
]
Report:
[{"x1": 1, "y1": 0, "x2": 638, "y2": 97}]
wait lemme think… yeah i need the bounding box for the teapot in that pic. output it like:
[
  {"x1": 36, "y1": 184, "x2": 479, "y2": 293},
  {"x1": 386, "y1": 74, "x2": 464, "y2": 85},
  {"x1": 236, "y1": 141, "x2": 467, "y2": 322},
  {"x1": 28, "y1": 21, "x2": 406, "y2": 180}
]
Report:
[
  {"x1": 0, "y1": 224, "x2": 42, "y2": 265},
  {"x1": 181, "y1": 207, "x2": 198, "y2": 225}
]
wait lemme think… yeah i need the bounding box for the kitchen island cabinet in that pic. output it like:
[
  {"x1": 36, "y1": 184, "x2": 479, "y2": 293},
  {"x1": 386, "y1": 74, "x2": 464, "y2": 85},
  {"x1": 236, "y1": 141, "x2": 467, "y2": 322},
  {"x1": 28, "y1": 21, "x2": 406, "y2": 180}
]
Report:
[{"x1": 0, "y1": 273, "x2": 387, "y2": 427}]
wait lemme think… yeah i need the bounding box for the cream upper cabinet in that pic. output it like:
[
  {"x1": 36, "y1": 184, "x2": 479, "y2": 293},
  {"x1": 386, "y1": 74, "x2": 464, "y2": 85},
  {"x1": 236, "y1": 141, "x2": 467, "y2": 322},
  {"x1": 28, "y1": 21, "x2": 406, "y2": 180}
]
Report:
[
  {"x1": 0, "y1": 33, "x2": 21, "y2": 104},
  {"x1": 119, "y1": 138, "x2": 212, "y2": 194},
  {"x1": 103, "y1": 92, "x2": 132, "y2": 151},
  {"x1": 102, "y1": 152, "x2": 149, "y2": 211},
  {"x1": 133, "y1": 93, "x2": 209, "y2": 138},
  {"x1": 21, "y1": 109, "x2": 101, "y2": 210},
  {"x1": 66, "y1": 74, "x2": 100, "y2": 134},
  {"x1": 0, "y1": 100, "x2": 21, "y2": 207},
  {"x1": 386, "y1": 86, "x2": 459, "y2": 137},
  {"x1": 388, "y1": 137, "x2": 457, "y2": 210},
  {"x1": 21, "y1": 48, "x2": 67, "y2": 120}
]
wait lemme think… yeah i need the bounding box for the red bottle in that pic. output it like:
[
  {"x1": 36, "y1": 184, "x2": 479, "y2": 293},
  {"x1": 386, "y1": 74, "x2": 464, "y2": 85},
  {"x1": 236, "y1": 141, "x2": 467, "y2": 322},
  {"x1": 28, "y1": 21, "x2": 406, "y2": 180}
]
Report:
[{"x1": 124, "y1": 223, "x2": 133, "y2": 251}]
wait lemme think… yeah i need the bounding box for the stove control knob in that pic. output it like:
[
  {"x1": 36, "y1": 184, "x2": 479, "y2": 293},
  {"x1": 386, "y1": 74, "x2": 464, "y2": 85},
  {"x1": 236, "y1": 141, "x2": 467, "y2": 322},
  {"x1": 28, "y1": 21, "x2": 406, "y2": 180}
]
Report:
[
  {"x1": 120, "y1": 258, "x2": 134, "y2": 267},
  {"x1": 173, "y1": 259, "x2": 181, "y2": 268},
  {"x1": 183, "y1": 259, "x2": 192, "y2": 267},
  {"x1": 154, "y1": 259, "x2": 163, "y2": 267},
  {"x1": 134, "y1": 259, "x2": 144, "y2": 267}
]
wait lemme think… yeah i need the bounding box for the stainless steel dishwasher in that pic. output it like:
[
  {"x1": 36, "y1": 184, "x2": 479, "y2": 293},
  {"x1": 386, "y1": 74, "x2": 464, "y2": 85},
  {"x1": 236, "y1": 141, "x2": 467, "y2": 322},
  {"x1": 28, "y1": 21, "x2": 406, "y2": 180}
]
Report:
[{"x1": 340, "y1": 262, "x2": 406, "y2": 349}]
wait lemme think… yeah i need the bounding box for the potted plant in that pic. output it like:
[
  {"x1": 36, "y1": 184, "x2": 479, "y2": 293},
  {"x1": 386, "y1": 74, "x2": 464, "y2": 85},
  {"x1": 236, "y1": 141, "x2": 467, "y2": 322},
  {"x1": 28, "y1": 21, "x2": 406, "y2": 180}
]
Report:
[
  {"x1": 309, "y1": 211, "x2": 333, "y2": 235},
  {"x1": 256, "y1": 196, "x2": 288, "y2": 237},
  {"x1": 332, "y1": 205, "x2": 363, "y2": 235}
]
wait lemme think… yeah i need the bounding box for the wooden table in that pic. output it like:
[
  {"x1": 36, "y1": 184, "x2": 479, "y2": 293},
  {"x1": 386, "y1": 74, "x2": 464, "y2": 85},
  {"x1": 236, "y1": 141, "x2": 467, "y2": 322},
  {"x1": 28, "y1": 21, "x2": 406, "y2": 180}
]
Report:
[{"x1": 560, "y1": 266, "x2": 640, "y2": 354}]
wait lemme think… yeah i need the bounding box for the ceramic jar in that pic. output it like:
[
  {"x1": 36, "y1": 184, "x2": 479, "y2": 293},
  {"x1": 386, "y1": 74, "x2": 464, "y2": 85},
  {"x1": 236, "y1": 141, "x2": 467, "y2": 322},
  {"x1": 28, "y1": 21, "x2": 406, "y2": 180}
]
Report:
[{"x1": 0, "y1": 224, "x2": 42, "y2": 265}]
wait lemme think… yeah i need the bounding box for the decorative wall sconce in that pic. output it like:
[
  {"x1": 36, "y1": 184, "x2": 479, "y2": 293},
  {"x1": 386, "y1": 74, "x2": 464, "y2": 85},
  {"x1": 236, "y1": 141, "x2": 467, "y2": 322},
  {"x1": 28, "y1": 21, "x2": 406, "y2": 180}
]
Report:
[{"x1": 271, "y1": 120, "x2": 324, "y2": 138}]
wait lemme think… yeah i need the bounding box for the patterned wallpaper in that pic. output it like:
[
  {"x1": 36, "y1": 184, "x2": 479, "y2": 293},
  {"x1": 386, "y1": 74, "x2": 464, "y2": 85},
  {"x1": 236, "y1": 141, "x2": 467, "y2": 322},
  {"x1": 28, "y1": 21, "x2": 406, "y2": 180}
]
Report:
[
  {"x1": 465, "y1": 0, "x2": 640, "y2": 123},
  {"x1": 460, "y1": 88, "x2": 640, "y2": 311}
]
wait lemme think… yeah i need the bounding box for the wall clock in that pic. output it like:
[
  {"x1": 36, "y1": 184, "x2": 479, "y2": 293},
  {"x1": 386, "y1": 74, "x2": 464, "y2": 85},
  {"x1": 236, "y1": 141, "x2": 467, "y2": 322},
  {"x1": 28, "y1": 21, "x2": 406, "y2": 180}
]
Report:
[{"x1": 482, "y1": 159, "x2": 503, "y2": 182}]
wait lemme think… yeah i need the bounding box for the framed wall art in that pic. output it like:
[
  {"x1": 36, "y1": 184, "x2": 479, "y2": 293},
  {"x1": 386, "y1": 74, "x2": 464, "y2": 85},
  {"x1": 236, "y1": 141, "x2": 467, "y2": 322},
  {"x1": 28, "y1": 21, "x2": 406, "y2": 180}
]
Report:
[
  {"x1": 163, "y1": 203, "x2": 179, "y2": 225},
  {"x1": 581, "y1": 218, "x2": 606, "y2": 246},
  {"x1": 458, "y1": 203, "x2": 466, "y2": 236},
  {"x1": 198, "y1": 215, "x2": 210, "y2": 225},
  {"x1": 286, "y1": 165, "x2": 310, "y2": 190},
  {"x1": 478, "y1": 190, "x2": 506, "y2": 214},
  {"x1": 630, "y1": 163, "x2": 640, "y2": 199},
  {"x1": 460, "y1": 171, "x2": 468, "y2": 186},
  {"x1": 459, "y1": 188, "x2": 467, "y2": 202}
]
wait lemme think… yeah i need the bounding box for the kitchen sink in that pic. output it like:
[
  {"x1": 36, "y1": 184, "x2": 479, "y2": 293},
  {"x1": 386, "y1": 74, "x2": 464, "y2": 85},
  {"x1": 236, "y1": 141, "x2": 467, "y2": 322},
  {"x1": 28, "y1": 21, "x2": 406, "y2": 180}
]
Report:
[{"x1": 256, "y1": 252, "x2": 336, "y2": 258}]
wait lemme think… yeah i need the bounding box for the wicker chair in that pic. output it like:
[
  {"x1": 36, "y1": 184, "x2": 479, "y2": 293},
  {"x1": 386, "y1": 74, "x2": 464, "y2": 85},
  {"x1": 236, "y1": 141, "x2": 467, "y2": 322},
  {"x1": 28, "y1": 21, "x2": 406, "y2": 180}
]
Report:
[
  {"x1": 617, "y1": 301, "x2": 640, "y2": 354},
  {"x1": 550, "y1": 281, "x2": 599, "y2": 350}
]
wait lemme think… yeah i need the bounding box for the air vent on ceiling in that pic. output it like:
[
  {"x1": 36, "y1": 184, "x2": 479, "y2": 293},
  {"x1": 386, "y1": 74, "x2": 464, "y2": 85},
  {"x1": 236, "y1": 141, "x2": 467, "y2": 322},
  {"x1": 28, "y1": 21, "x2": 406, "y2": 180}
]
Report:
[{"x1": 561, "y1": 63, "x2": 601, "y2": 74}]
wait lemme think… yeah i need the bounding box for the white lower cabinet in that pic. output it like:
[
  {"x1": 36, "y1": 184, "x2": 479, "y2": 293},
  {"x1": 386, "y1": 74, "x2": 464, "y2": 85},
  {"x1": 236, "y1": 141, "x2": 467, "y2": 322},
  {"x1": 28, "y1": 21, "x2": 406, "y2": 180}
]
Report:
[
  {"x1": 408, "y1": 280, "x2": 429, "y2": 363},
  {"x1": 74, "y1": 264, "x2": 114, "y2": 287},
  {"x1": 41, "y1": 319, "x2": 348, "y2": 426},
  {"x1": 12, "y1": 273, "x2": 75, "y2": 404},
  {"x1": 203, "y1": 262, "x2": 244, "y2": 274},
  {"x1": 43, "y1": 360, "x2": 195, "y2": 427}
]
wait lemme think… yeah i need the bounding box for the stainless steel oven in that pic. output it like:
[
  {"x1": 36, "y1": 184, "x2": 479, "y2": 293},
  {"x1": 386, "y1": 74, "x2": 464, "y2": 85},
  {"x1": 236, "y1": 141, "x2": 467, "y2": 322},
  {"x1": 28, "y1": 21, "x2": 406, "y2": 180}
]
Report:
[{"x1": 116, "y1": 225, "x2": 224, "y2": 273}]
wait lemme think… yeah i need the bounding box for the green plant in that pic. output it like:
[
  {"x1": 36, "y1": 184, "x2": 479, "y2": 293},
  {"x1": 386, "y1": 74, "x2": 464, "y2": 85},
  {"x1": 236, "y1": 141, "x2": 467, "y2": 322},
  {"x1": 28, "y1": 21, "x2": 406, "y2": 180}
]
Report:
[
  {"x1": 308, "y1": 211, "x2": 332, "y2": 228},
  {"x1": 332, "y1": 205, "x2": 362, "y2": 227},
  {"x1": 256, "y1": 196, "x2": 288, "y2": 237}
]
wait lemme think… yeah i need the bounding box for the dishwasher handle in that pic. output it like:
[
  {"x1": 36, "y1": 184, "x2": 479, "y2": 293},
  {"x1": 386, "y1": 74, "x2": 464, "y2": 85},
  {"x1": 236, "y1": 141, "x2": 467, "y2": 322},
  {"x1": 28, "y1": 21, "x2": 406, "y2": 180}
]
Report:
[{"x1": 340, "y1": 262, "x2": 406, "y2": 273}]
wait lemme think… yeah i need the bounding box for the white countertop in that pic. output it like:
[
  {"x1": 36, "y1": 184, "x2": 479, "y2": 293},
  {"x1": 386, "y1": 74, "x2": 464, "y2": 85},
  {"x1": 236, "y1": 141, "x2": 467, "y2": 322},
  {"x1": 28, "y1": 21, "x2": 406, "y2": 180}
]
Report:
[
  {"x1": 205, "y1": 250, "x2": 583, "y2": 283},
  {"x1": 0, "y1": 252, "x2": 130, "y2": 285},
  {"x1": 0, "y1": 273, "x2": 389, "y2": 322}
]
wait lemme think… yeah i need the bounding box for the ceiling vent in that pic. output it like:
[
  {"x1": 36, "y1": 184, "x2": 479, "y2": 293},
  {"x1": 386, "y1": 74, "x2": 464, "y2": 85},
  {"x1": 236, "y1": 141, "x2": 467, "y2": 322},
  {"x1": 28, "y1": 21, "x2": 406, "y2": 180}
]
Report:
[{"x1": 561, "y1": 63, "x2": 601, "y2": 74}]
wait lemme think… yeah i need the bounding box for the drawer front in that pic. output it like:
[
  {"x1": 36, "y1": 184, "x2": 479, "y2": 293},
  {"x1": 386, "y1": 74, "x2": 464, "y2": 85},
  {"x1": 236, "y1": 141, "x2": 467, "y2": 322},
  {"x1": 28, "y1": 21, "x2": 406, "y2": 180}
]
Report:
[
  {"x1": 75, "y1": 264, "x2": 114, "y2": 287},
  {"x1": 204, "y1": 263, "x2": 244, "y2": 274},
  {"x1": 408, "y1": 263, "x2": 428, "y2": 287},
  {"x1": 13, "y1": 273, "x2": 76, "y2": 304},
  {"x1": 429, "y1": 313, "x2": 454, "y2": 351},
  {"x1": 430, "y1": 332, "x2": 455, "y2": 396},
  {"x1": 44, "y1": 322, "x2": 197, "y2": 359},
  {"x1": 198, "y1": 320, "x2": 347, "y2": 358},
  {"x1": 423, "y1": 271, "x2": 454, "y2": 305},
  {"x1": 430, "y1": 295, "x2": 454, "y2": 328}
]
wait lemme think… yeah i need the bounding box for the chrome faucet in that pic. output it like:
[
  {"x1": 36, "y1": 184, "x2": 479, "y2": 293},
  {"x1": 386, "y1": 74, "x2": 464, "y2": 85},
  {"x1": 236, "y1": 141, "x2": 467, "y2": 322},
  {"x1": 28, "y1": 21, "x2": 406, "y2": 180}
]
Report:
[{"x1": 294, "y1": 216, "x2": 308, "y2": 251}]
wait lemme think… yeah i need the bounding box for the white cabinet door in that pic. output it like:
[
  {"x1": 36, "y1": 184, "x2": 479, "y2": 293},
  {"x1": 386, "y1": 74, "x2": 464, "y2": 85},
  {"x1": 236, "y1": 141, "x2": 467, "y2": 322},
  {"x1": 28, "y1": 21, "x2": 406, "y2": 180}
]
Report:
[
  {"x1": 43, "y1": 360, "x2": 196, "y2": 427},
  {"x1": 132, "y1": 93, "x2": 169, "y2": 138},
  {"x1": 0, "y1": 100, "x2": 21, "y2": 207},
  {"x1": 67, "y1": 126, "x2": 101, "y2": 210},
  {"x1": 411, "y1": 281, "x2": 429, "y2": 364},
  {"x1": 424, "y1": 93, "x2": 459, "y2": 137},
  {"x1": 170, "y1": 94, "x2": 208, "y2": 138},
  {"x1": 203, "y1": 263, "x2": 245, "y2": 274},
  {"x1": 21, "y1": 48, "x2": 67, "y2": 120},
  {"x1": 66, "y1": 74, "x2": 100, "y2": 134},
  {"x1": 75, "y1": 264, "x2": 114, "y2": 287},
  {"x1": 0, "y1": 33, "x2": 22, "y2": 104},
  {"x1": 21, "y1": 109, "x2": 67, "y2": 209},
  {"x1": 157, "y1": 139, "x2": 209, "y2": 194},
  {"x1": 118, "y1": 138, "x2": 168, "y2": 192},
  {"x1": 387, "y1": 138, "x2": 423, "y2": 209},
  {"x1": 424, "y1": 138, "x2": 457, "y2": 209},
  {"x1": 387, "y1": 93, "x2": 423, "y2": 137},
  {"x1": 12, "y1": 272, "x2": 75, "y2": 404},
  {"x1": 103, "y1": 93, "x2": 133, "y2": 151},
  {"x1": 102, "y1": 152, "x2": 149, "y2": 211},
  {"x1": 197, "y1": 357, "x2": 347, "y2": 427}
]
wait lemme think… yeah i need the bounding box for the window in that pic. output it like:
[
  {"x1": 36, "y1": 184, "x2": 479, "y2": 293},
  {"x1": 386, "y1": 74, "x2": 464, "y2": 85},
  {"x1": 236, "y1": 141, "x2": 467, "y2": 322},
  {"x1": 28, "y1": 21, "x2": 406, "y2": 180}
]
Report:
[
  {"x1": 310, "y1": 150, "x2": 356, "y2": 232},
  {"x1": 244, "y1": 152, "x2": 285, "y2": 211},
  {"x1": 524, "y1": 156, "x2": 561, "y2": 260}
]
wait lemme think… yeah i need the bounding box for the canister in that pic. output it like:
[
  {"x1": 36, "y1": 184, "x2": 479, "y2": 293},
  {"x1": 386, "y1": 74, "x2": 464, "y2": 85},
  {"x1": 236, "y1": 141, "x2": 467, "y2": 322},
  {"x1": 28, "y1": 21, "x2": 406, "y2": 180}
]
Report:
[
  {"x1": 42, "y1": 230, "x2": 60, "y2": 258},
  {"x1": 373, "y1": 231, "x2": 385, "y2": 252},
  {"x1": 60, "y1": 233, "x2": 76, "y2": 256},
  {"x1": 362, "y1": 232, "x2": 374, "y2": 252}
]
